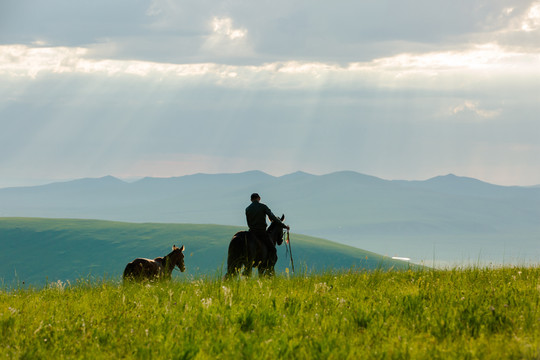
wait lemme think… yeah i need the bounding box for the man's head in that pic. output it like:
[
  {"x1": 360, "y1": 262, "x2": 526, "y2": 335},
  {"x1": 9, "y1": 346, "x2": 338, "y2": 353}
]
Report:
[{"x1": 250, "y1": 193, "x2": 260, "y2": 202}]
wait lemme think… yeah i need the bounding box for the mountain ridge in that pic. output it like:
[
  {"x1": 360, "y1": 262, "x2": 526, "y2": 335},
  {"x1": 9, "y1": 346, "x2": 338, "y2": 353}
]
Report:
[
  {"x1": 4, "y1": 170, "x2": 532, "y2": 191},
  {"x1": 1, "y1": 171, "x2": 539, "y2": 266}
]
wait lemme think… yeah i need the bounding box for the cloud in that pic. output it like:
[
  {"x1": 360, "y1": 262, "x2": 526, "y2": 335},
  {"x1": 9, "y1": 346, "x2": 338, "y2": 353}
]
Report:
[
  {"x1": 4, "y1": 0, "x2": 540, "y2": 64},
  {"x1": 0, "y1": 45, "x2": 233, "y2": 80},
  {"x1": 201, "y1": 17, "x2": 253, "y2": 58},
  {"x1": 521, "y1": 1, "x2": 540, "y2": 31},
  {"x1": 2, "y1": 0, "x2": 540, "y2": 187},
  {"x1": 2, "y1": 42, "x2": 539, "y2": 88},
  {"x1": 451, "y1": 101, "x2": 502, "y2": 120},
  {"x1": 211, "y1": 17, "x2": 247, "y2": 40}
]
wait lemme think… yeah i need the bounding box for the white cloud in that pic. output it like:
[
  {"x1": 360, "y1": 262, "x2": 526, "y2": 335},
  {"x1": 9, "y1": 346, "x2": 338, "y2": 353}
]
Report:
[
  {"x1": 3, "y1": 42, "x2": 539, "y2": 88},
  {"x1": 0, "y1": 45, "x2": 229, "y2": 79},
  {"x1": 503, "y1": 7, "x2": 515, "y2": 16},
  {"x1": 211, "y1": 17, "x2": 247, "y2": 40},
  {"x1": 201, "y1": 17, "x2": 252, "y2": 57},
  {"x1": 521, "y1": 2, "x2": 540, "y2": 31},
  {"x1": 369, "y1": 43, "x2": 539, "y2": 72},
  {"x1": 451, "y1": 101, "x2": 501, "y2": 120}
]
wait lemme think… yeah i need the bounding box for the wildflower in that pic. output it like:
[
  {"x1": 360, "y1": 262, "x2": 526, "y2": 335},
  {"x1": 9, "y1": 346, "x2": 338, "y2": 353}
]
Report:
[
  {"x1": 49, "y1": 280, "x2": 66, "y2": 291},
  {"x1": 201, "y1": 298, "x2": 213, "y2": 308},
  {"x1": 337, "y1": 297, "x2": 348, "y2": 307},
  {"x1": 314, "y1": 282, "x2": 331, "y2": 294},
  {"x1": 222, "y1": 286, "x2": 233, "y2": 306}
]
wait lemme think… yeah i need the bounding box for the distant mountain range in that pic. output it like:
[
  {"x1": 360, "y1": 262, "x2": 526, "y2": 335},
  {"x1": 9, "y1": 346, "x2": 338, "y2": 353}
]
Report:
[{"x1": 1, "y1": 171, "x2": 539, "y2": 266}]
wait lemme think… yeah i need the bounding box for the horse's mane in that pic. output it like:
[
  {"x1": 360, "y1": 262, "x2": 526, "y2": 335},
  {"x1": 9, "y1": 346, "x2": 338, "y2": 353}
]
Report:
[{"x1": 268, "y1": 218, "x2": 286, "y2": 233}]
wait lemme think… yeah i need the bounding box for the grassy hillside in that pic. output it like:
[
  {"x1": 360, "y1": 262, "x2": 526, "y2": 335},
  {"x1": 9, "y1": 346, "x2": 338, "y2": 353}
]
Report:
[
  {"x1": 1, "y1": 268, "x2": 538, "y2": 359},
  {"x1": 0, "y1": 218, "x2": 411, "y2": 287},
  {"x1": 2, "y1": 171, "x2": 539, "y2": 266}
]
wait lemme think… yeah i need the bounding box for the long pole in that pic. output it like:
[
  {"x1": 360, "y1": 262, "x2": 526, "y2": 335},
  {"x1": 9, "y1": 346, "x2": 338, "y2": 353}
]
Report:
[{"x1": 287, "y1": 230, "x2": 295, "y2": 274}]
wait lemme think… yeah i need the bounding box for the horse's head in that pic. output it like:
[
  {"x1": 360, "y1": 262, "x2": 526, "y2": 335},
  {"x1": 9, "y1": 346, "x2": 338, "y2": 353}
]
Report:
[
  {"x1": 268, "y1": 214, "x2": 287, "y2": 246},
  {"x1": 171, "y1": 245, "x2": 186, "y2": 272}
]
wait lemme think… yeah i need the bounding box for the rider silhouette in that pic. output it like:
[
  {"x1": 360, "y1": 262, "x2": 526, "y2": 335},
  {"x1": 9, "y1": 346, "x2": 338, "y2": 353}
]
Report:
[{"x1": 245, "y1": 193, "x2": 289, "y2": 261}]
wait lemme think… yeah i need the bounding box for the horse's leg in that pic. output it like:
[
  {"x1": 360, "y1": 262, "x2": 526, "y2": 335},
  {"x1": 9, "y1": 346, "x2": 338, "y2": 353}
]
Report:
[
  {"x1": 242, "y1": 263, "x2": 252, "y2": 277},
  {"x1": 258, "y1": 264, "x2": 275, "y2": 277},
  {"x1": 227, "y1": 253, "x2": 245, "y2": 279},
  {"x1": 241, "y1": 245, "x2": 254, "y2": 277},
  {"x1": 258, "y1": 265, "x2": 266, "y2": 277},
  {"x1": 225, "y1": 261, "x2": 241, "y2": 280},
  {"x1": 262, "y1": 264, "x2": 275, "y2": 277}
]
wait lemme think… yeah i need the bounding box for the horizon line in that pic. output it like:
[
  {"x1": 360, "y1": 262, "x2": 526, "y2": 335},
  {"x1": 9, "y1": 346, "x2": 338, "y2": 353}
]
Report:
[{"x1": 1, "y1": 170, "x2": 537, "y2": 190}]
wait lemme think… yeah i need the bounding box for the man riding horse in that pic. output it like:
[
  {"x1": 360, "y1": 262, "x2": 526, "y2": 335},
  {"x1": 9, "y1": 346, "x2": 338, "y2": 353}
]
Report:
[
  {"x1": 246, "y1": 193, "x2": 290, "y2": 263},
  {"x1": 225, "y1": 193, "x2": 289, "y2": 278}
]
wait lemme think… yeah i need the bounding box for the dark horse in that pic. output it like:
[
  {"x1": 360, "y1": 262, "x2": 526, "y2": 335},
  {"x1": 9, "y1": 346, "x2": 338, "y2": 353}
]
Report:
[
  {"x1": 225, "y1": 215, "x2": 287, "y2": 279},
  {"x1": 123, "y1": 245, "x2": 185, "y2": 281}
]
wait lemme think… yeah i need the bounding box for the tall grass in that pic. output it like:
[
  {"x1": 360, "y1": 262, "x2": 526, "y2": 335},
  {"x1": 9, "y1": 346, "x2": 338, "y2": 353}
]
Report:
[{"x1": 1, "y1": 267, "x2": 539, "y2": 359}]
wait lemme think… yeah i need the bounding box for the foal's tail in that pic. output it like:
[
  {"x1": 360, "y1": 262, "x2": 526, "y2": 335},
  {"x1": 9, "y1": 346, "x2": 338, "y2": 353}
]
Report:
[{"x1": 122, "y1": 262, "x2": 137, "y2": 281}]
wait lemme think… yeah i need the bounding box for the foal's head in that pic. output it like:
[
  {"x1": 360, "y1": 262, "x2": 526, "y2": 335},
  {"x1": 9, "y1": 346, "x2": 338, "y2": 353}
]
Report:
[{"x1": 170, "y1": 245, "x2": 186, "y2": 272}]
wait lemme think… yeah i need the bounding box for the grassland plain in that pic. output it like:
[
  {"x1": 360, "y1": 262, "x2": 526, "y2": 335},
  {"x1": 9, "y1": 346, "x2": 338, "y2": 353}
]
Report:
[{"x1": 1, "y1": 267, "x2": 539, "y2": 359}]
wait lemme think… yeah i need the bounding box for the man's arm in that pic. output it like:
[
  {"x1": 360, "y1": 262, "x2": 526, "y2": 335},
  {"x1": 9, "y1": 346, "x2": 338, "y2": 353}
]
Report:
[{"x1": 263, "y1": 204, "x2": 279, "y2": 223}]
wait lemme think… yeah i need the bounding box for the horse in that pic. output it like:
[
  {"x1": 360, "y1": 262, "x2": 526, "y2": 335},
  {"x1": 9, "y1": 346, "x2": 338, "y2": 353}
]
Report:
[
  {"x1": 123, "y1": 245, "x2": 185, "y2": 282},
  {"x1": 225, "y1": 215, "x2": 287, "y2": 279}
]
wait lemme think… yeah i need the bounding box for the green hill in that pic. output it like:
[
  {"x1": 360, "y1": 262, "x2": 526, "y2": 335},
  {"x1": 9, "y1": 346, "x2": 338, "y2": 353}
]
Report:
[
  {"x1": 1, "y1": 171, "x2": 539, "y2": 266},
  {"x1": 0, "y1": 218, "x2": 412, "y2": 287}
]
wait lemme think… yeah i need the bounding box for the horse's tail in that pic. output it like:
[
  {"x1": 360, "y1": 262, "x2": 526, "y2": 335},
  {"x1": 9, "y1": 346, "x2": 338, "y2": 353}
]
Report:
[{"x1": 226, "y1": 231, "x2": 250, "y2": 277}]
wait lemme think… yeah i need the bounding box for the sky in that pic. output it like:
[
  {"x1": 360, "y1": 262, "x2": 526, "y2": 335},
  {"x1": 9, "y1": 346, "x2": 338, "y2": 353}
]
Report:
[{"x1": 1, "y1": 0, "x2": 540, "y2": 188}]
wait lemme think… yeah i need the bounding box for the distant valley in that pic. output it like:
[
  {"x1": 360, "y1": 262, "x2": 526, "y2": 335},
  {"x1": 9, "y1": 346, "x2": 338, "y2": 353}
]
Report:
[{"x1": 1, "y1": 171, "x2": 539, "y2": 266}]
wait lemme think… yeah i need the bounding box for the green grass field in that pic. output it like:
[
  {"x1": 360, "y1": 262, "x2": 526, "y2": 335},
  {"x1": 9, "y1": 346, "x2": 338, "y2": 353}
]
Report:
[{"x1": 1, "y1": 267, "x2": 539, "y2": 359}]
